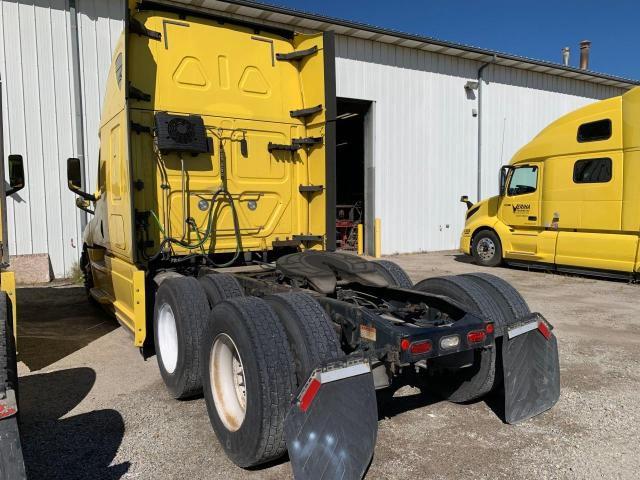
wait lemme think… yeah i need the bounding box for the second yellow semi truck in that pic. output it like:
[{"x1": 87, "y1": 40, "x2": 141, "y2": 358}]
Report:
[{"x1": 461, "y1": 87, "x2": 640, "y2": 279}]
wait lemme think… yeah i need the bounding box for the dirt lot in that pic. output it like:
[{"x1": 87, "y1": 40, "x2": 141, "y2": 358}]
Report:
[{"x1": 14, "y1": 251, "x2": 640, "y2": 479}]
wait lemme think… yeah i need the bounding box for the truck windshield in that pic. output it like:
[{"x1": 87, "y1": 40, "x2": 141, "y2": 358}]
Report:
[{"x1": 508, "y1": 166, "x2": 538, "y2": 196}]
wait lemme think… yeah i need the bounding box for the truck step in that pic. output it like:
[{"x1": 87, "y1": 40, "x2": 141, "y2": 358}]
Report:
[{"x1": 89, "y1": 288, "x2": 113, "y2": 305}]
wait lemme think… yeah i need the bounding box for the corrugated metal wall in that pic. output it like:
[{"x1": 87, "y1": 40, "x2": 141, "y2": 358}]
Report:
[
  {"x1": 334, "y1": 35, "x2": 624, "y2": 255},
  {"x1": 76, "y1": 0, "x2": 125, "y2": 190},
  {"x1": 480, "y1": 65, "x2": 622, "y2": 198},
  {"x1": 0, "y1": 0, "x2": 124, "y2": 277},
  {"x1": 0, "y1": 3, "x2": 629, "y2": 274},
  {"x1": 335, "y1": 35, "x2": 479, "y2": 254}
]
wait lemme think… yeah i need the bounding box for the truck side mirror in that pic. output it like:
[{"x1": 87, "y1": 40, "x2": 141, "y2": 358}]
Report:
[
  {"x1": 6, "y1": 154, "x2": 25, "y2": 196},
  {"x1": 67, "y1": 157, "x2": 96, "y2": 201},
  {"x1": 459, "y1": 195, "x2": 473, "y2": 209},
  {"x1": 499, "y1": 166, "x2": 512, "y2": 197},
  {"x1": 75, "y1": 197, "x2": 95, "y2": 215}
]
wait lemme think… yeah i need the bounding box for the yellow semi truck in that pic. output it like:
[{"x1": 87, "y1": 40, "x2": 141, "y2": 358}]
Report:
[
  {"x1": 67, "y1": 2, "x2": 560, "y2": 478},
  {"x1": 461, "y1": 87, "x2": 640, "y2": 278},
  {"x1": 0, "y1": 145, "x2": 26, "y2": 479}
]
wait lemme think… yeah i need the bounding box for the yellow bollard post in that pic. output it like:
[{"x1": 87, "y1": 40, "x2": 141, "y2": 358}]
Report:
[
  {"x1": 357, "y1": 223, "x2": 364, "y2": 255},
  {"x1": 374, "y1": 218, "x2": 381, "y2": 258}
]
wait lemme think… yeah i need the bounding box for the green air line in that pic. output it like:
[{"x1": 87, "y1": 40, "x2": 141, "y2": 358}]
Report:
[{"x1": 149, "y1": 210, "x2": 166, "y2": 235}]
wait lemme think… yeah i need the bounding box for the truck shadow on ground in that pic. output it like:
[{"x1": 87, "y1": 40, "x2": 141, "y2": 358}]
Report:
[
  {"x1": 376, "y1": 388, "x2": 441, "y2": 420},
  {"x1": 17, "y1": 285, "x2": 118, "y2": 371},
  {"x1": 19, "y1": 367, "x2": 129, "y2": 480},
  {"x1": 377, "y1": 386, "x2": 508, "y2": 423},
  {"x1": 450, "y1": 253, "x2": 480, "y2": 265}
]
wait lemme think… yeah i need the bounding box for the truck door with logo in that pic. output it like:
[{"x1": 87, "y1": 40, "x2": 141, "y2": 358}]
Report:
[{"x1": 498, "y1": 163, "x2": 554, "y2": 262}]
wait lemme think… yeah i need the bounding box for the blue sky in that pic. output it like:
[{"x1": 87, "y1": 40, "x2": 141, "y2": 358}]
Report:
[{"x1": 256, "y1": 0, "x2": 638, "y2": 80}]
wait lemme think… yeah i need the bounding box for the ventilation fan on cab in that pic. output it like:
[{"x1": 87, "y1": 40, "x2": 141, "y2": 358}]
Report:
[{"x1": 154, "y1": 112, "x2": 209, "y2": 154}]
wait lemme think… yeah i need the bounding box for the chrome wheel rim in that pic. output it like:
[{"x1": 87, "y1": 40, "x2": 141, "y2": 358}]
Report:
[
  {"x1": 157, "y1": 303, "x2": 179, "y2": 374},
  {"x1": 476, "y1": 238, "x2": 496, "y2": 261},
  {"x1": 210, "y1": 334, "x2": 247, "y2": 432}
]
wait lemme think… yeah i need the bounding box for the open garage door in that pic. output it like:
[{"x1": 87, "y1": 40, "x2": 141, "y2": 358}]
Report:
[{"x1": 335, "y1": 98, "x2": 372, "y2": 253}]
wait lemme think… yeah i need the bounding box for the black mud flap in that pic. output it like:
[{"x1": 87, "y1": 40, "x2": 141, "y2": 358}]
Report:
[
  {"x1": 0, "y1": 389, "x2": 26, "y2": 480},
  {"x1": 284, "y1": 360, "x2": 377, "y2": 480},
  {"x1": 502, "y1": 314, "x2": 560, "y2": 424}
]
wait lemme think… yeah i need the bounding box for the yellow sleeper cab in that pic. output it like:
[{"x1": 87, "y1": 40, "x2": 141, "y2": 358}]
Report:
[{"x1": 460, "y1": 87, "x2": 640, "y2": 278}]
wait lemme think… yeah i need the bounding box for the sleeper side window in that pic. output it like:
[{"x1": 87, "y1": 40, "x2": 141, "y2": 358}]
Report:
[
  {"x1": 577, "y1": 119, "x2": 611, "y2": 142},
  {"x1": 573, "y1": 158, "x2": 612, "y2": 184},
  {"x1": 508, "y1": 166, "x2": 538, "y2": 196}
]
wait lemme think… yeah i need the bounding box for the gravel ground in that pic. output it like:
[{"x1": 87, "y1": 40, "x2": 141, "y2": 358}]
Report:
[{"x1": 15, "y1": 251, "x2": 640, "y2": 479}]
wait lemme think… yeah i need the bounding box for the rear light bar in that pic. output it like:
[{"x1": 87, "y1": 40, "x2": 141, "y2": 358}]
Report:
[{"x1": 401, "y1": 321, "x2": 497, "y2": 357}]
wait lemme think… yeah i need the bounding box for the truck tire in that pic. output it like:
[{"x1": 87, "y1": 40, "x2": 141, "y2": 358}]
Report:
[
  {"x1": 199, "y1": 273, "x2": 244, "y2": 308},
  {"x1": 371, "y1": 260, "x2": 413, "y2": 288},
  {"x1": 153, "y1": 277, "x2": 210, "y2": 399},
  {"x1": 461, "y1": 273, "x2": 532, "y2": 392},
  {"x1": 413, "y1": 275, "x2": 507, "y2": 402},
  {"x1": 471, "y1": 230, "x2": 503, "y2": 267},
  {"x1": 461, "y1": 273, "x2": 530, "y2": 330},
  {"x1": 80, "y1": 246, "x2": 94, "y2": 297},
  {"x1": 265, "y1": 292, "x2": 342, "y2": 385},
  {"x1": 201, "y1": 297, "x2": 296, "y2": 468}
]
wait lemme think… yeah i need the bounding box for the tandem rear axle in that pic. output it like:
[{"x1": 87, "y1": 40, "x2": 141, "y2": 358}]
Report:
[{"x1": 141, "y1": 250, "x2": 560, "y2": 479}]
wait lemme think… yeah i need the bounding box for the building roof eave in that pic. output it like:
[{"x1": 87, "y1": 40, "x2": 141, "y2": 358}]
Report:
[{"x1": 144, "y1": 0, "x2": 640, "y2": 89}]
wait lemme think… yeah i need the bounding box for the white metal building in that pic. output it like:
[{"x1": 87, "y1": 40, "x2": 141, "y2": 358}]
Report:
[{"x1": 1, "y1": 0, "x2": 637, "y2": 277}]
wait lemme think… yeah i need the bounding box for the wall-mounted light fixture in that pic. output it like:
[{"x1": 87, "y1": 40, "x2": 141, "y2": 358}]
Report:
[{"x1": 464, "y1": 80, "x2": 479, "y2": 91}]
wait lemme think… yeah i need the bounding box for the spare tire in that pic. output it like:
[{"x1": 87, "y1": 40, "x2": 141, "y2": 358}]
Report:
[
  {"x1": 370, "y1": 260, "x2": 413, "y2": 288},
  {"x1": 413, "y1": 275, "x2": 507, "y2": 403}
]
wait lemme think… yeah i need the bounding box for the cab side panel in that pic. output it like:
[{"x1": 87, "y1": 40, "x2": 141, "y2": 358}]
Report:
[{"x1": 622, "y1": 88, "x2": 640, "y2": 272}]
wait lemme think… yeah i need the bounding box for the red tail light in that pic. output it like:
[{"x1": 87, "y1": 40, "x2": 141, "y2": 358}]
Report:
[
  {"x1": 485, "y1": 323, "x2": 494, "y2": 334},
  {"x1": 467, "y1": 330, "x2": 486, "y2": 343},
  {"x1": 409, "y1": 340, "x2": 432, "y2": 355},
  {"x1": 400, "y1": 338, "x2": 410, "y2": 351}
]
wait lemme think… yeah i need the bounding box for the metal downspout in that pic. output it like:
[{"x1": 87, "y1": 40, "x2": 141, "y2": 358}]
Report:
[
  {"x1": 69, "y1": 0, "x2": 88, "y2": 229},
  {"x1": 0, "y1": 74, "x2": 8, "y2": 264},
  {"x1": 476, "y1": 54, "x2": 497, "y2": 200}
]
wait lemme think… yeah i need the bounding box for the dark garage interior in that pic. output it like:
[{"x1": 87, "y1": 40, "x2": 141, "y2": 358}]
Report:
[{"x1": 335, "y1": 98, "x2": 371, "y2": 250}]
